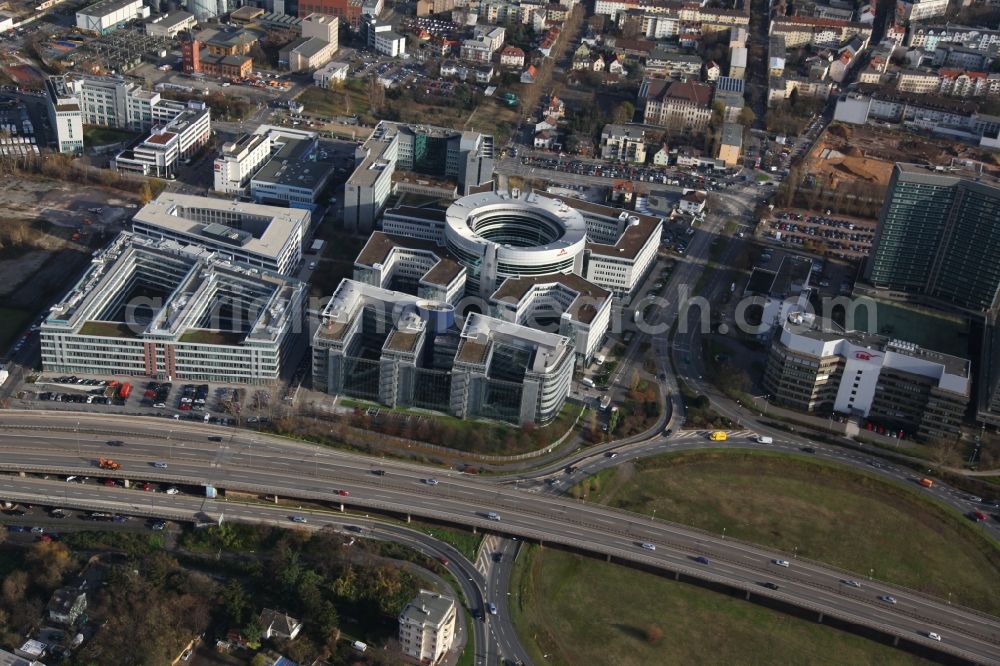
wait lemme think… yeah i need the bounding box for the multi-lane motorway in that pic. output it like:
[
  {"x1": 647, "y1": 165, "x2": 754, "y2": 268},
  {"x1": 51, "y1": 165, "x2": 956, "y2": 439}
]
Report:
[{"x1": 0, "y1": 413, "x2": 998, "y2": 663}]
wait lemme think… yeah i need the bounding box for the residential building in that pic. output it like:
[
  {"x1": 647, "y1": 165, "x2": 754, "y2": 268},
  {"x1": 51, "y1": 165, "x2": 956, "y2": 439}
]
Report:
[
  {"x1": 600, "y1": 124, "x2": 647, "y2": 163},
  {"x1": 714, "y1": 76, "x2": 745, "y2": 122},
  {"x1": 313, "y1": 60, "x2": 350, "y2": 87},
  {"x1": 41, "y1": 233, "x2": 307, "y2": 384},
  {"x1": 706, "y1": 60, "x2": 721, "y2": 81},
  {"x1": 678, "y1": 189, "x2": 707, "y2": 214},
  {"x1": 730, "y1": 25, "x2": 748, "y2": 48},
  {"x1": 764, "y1": 312, "x2": 969, "y2": 442},
  {"x1": 729, "y1": 46, "x2": 747, "y2": 79},
  {"x1": 500, "y1": 46, "x2": 525, "y2": 67},
  {"x1": 374, "y1": 30, "x2": 406, "y2": 57},
  {"x1": 45, "y1": 77, "x2": 83, "y2": 154},
  {"x1": 344, "y1": 121, "x2": 494, "y2": 233},
  {"x1": 907, "y1": 24, "x2": 1000, "y2": 53},
  {"x1": 521, "y1": 65, "x2": 537, "y2": 83},
  {"x1": 130, "y1": 192, "x2": 307, "y2": 275},
  {"x1": 76, "y1": 0, "x2": 148, "y2": 34},
  {"x1": 0, "y1": 647, "x2": 44, "y2": 666},
  {"x1": 260, "y1": 609, "x2": 303, "y2": 640},
  {"x1": 639, "y1": 78, "x2": 713, "y2": 130},
  {"x1": 250, "y1": 126, "x2": 336, "y2": 210},
  {"x1": 399, "y1": 591, "x2": 457, "y2": 664},
  {"x1": 897, "y1": 68, "x2": 940, "y2": 94},
  {"x1": 769, "y1": 17, "x2": 872, "y2": 49},
  {"x1": 313, "y1": 281, "x2": 575, "y2": 424},
  {"x1": 652, "y1": 144, "x2": 670, "y2": 165},
  {"x1": 898, "y1": 0, "x2": 949, "y2": 21},
  {"x1": 645, "y1": 49, "x2": 702, "y2": 78},
  {"x1": 112, "y1": 102, "x2": 211, "y2": 179},
  {"x1": 144, "y1": 10, "x2": 196, "y2": 38},
  {"x1": 717, "y1": 122, "x2": 742, "y2": 167},
  {"x1": 865, "y1": 163, "x2": 1000, "y2": 314},
  {"x1": 47, "y1": 586, "x2": 87, "y2": 626}
]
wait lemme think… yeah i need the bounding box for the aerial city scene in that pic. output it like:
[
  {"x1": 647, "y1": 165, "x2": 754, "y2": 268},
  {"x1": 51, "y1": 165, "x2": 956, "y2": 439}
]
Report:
[{"x1": 1, "y1": 0, "x2": 1000, "y2": 662}]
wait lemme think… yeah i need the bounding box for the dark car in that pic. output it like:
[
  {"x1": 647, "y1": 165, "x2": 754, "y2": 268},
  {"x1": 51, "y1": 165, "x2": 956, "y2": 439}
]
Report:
[
  {"x1": 208, "y1": 436, "x2": 223, "y2": 442},
  {"x1": 762, "y1": 582, "x2": 780, "y2": 590},
  {"x1": 107, "y1": 440, "x2": 125, "y2": 447},
  {"x1": 693, "y1": 556, "x2": 710, "y2": 565},
  {"x1": 371, "y1": 469, "x2": 387, "y2": 476},
  {"x1": 800, "y1": 447, "x2": 816, "y2": 454}
]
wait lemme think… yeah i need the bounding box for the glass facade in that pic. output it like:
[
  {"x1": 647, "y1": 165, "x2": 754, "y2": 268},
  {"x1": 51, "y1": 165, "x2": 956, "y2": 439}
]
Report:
[{"x1": 869, "y1": 167, "x2": 1000, "y2": 311}]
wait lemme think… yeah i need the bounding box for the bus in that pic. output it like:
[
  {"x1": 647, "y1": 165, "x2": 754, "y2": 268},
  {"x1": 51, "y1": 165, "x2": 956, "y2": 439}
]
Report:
[{"x1": 600, "y1": 395, "x2": 612, "y2": 411}]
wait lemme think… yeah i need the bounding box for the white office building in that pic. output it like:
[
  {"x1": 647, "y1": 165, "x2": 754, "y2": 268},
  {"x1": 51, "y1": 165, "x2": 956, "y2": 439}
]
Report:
[
  {"x1": 130, "y1": 193, "x2": 308, "y2": 275},
  {"x1": 374, "y1": 30, "x2": 406, "y2": 57},
  {"x1": 144, "y1": 10, "x2": 196, "y2": 37},
  {"x1": 112, "y1": 103, "x2": 211, "y2": 179},
  {"x1": 41, "y1": 233, "x2": 307, "y2": 385},
  {"x1": 213, "y1": 133, "x2": 273, "y2": 194},
  {"x1": 45, "y1": 78, "x2": 84, "y2": 155},
  {"x1": 344, "y1": 121, "x2": 494, "y2": 233},
  {"x1": 249, "y1": 127, "x2": 336, "y2": 210},
  {"x1": 313, "y1": 61, "x2": 350, "y2": 87},
  {"x1": 46, "y1": 74, "x2": 188, "y2": 136},
  {"x1": 399, "y1": 591, "x2": 457, "y2": 665},
  {"x1": 76, "y1": 0, "x2": 149, "y2": 34}
]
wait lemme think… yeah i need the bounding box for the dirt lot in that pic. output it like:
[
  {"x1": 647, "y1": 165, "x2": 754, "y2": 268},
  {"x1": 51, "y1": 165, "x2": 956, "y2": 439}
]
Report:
[
  {"x1": 0, "y1": 176, "x2": 139, "y2": 309},
  {"x1": 807, "y1": 123, "x2": 1000, "y2": 192}
]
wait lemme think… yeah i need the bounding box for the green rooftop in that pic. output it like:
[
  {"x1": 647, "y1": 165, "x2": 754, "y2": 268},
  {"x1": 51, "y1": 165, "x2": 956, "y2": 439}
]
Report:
[{"x1": 78, "y1": 321, "x2": 139, "y2": 338}]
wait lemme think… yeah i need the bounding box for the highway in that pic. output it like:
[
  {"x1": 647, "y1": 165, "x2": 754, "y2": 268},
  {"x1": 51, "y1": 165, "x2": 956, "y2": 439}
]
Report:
[{"x1": 0, "y1": 416, "x2": 998, "y2": 663}]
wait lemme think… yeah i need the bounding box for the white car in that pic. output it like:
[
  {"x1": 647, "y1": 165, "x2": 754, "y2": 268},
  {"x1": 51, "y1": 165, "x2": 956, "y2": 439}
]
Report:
[
  {"x1": 879, "y1": 595, "x2": 897, "y2": 605},
  {"x1": 926, "y1": 632, "x2": 942, "y2": 642},
  {"x1": 165, "y1": 487, "x2": 180, "y2": 495},
  {"x1": 153, "y1": 462, "x2": 168, "y2": 469},
  {"x1": 640, "y1": 542, "x2": 656, "y2": 551},
  {"x1": 843, "y1": 580, "x2": 862, "y2": 588},
  {"x1": 424, "y1": 478, "x2": 439, "y2": 486},
  {"x1": 773, "y1": 559, "x2": 790, "y2": 567}
]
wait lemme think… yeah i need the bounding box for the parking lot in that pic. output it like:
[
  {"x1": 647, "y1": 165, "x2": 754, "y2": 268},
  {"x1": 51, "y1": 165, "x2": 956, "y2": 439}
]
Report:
[
  {"x1": 20, "y1": 374, "x2": 286, "y2": 426},
  {"x1": 759, "y1": 209, "x2": 876, "y2": 261}
]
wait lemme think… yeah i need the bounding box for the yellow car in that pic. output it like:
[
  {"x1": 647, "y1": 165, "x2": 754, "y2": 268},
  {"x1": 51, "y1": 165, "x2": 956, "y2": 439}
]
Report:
[{"x1": 708, "y1": 431, "x2": 728, "y2": 442}]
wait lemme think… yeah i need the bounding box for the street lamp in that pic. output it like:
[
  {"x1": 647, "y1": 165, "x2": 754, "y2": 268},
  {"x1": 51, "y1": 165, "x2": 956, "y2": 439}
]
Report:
[{"x1": 722, "y1": 526, "x2": 727, "y2": 540}]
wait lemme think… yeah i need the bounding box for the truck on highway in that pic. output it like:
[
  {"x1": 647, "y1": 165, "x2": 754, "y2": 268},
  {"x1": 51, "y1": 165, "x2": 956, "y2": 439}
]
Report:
[
  {"x1": 98, "y1": 457, "x2": 120, "y2": 470},
  {"x1": 919, "y1": 478, "x2": 934, "y2": 488}
]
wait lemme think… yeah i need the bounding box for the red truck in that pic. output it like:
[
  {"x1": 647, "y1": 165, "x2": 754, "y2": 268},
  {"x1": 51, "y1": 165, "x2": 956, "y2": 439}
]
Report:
[
  {"x1": 117, "y1": 382, "x2": 132, "y2": 399},
  {"x1": 919, "y1": 478, "x2": 934, "y2": 488}
]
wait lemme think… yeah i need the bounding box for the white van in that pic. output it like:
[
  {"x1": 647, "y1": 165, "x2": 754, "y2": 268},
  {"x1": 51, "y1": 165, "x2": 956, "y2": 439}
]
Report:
[
  {"x1": 351, "y1": 641, "x2": 368, "y2": 652},
  {"x1": 581, "y1": 377, "x2": 595, "y2": 388},
  {"x1": 755, "y1": 435, "x2": 773, "y2": 444}
]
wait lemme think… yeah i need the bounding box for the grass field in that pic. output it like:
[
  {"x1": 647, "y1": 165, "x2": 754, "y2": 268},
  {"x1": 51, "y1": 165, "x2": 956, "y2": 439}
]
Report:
[
  {"x1": 849, "y1": 300, "x2": 969, "y2": 357},
  {"x1": 509, "y1": 546, "x2": 936, "y2": 666},
  {"x1": 578, "y1": 450, "x2": 1000, "y2": 614},
  {"x1": 82, "y1": 125, "x2": 138, "y2": 146},
  {"x1": 0, "y1": 307, "x2": 31, "y2": 350}
]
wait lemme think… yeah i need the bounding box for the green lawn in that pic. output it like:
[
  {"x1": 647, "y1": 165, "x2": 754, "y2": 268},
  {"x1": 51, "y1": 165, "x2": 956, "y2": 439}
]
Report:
[
  {"x1": 847, "y1": 300, "x2": 969, "y2": 357},
  {"x1": 298, "y1": 83, "x2": 369, "y2": 120},
  {"x1": 410, "y1": 521, "x2": 482, "y2": 561},
  {"x1": 82, "y1": 125, "x2": 138, "y2": 146},
  {"x1": 510, "y1": 546, "x2": 936, "y2": 666},
  {"x1": 0, "y1": 307, "x2": 31, "y2": 349},
  {"x1": 579, "y1": 450, "x2": 1000, "y2": 614}
]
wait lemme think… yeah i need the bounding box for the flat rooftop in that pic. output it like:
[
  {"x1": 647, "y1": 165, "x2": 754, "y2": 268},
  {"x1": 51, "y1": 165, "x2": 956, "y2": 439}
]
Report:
[
  {"x1": 356, "y1": 232, "x2": 463, "y2": 286},
  {"x1": 491, "y1": 273, "x2": 610, "y2": 324},
  {"x1": 252, "y1": 136, "x2": 335, "y2": 192},
  {"x1": 132, "y1": 192, "x2": 308, "y2": 262},
  {"x1": 534, "y1": 192, "x2": 661, "y2": 260},
  {"x1": 78, "y1": 0, "x2": 140, "y2": 16}
]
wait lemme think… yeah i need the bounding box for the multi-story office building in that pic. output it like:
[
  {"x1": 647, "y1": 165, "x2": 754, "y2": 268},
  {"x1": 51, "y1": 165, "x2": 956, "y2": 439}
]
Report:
[
  {"x1": 344, "y1": 121, "x2": 494, "y2": 233},
  {"x1": 353, "y1": 231, "x2": 466, "y2": 306},
  {"x1": 250, "y1": 127, "x2": 336, "y2": 210},
  {"x1": 764, "y1": 312, "x2": 970, "y2": 441},
  {"x1": 398, "y1": 591, "x2": 456, "y2": 665},
  {"x1": 130, "y1": 193, "x2": 308, "y2": 275},
  {"x1": 44, "y1": 78, "x2": 84, "y2": 155},
  {"x1": 76, "y1": 0, "x2": 148, "y2": 34},
  {"x1": 45, "y1": 74, "x2": 191, "y2": 151},
  {"x1": 490, "y1": 273, "x2": 611, "y2": 363},
  {"x1": 41, "y1": 233, "x2": 306, "y2": 384},
  {"x1": 112, "y1": 103, "x2": 211, "y2": 178},
  {"x1": 213, "y1": 133, "x2": 273, "y2": 194},
  {"x1": 865, "y1": 163, "x2": 1000, "y2": 314},
  {"x1": 312, "y1": 280, "x2": 574, "y2": 424},
  {"x1": 384, "y1": 191, "x2": 662, "y2": 302}
]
